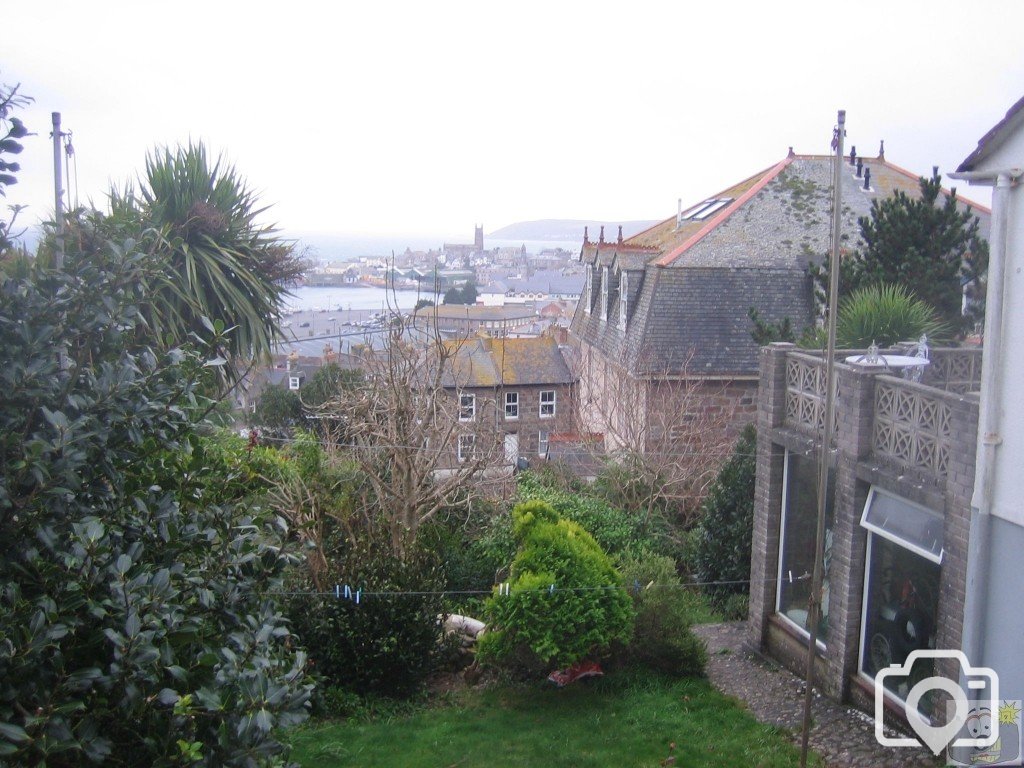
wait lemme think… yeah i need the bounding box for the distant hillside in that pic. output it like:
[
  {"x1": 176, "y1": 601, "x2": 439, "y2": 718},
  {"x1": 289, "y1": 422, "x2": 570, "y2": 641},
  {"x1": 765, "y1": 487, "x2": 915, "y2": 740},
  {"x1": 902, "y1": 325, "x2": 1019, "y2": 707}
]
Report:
[{"x1": 488, "y1": 219, "x2": 661, "y2": 242}]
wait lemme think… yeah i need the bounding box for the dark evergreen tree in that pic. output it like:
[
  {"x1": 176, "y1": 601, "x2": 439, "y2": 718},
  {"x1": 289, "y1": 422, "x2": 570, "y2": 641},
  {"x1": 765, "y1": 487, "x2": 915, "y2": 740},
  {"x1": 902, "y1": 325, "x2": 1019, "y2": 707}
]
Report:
[{"x1": 810, "y1": 170, "x2": 987, "y2": 333}]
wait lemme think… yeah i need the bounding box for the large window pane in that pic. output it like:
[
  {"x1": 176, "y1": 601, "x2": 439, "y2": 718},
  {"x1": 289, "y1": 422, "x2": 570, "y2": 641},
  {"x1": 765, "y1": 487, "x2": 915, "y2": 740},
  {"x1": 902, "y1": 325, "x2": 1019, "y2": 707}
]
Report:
[
  {"x1": 776, "y1": 452, "x2": 835, "y2": 641},
  {"x1": 859, "y1": 533, "x2": 940, "y2": 713}
]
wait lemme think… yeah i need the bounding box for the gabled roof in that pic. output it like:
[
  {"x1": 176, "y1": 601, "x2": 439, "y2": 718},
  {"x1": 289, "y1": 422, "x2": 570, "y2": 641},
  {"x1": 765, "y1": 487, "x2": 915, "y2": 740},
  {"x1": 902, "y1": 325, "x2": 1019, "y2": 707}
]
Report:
[
  {"x1": 571, "y1": 151, "x2": 991, "y2": 378},
  {"x1": 444, "y1": 336, "x2": 573, "y2": 388},
  {"x1": 958, "y1": 95, "x2": 1024, "y2": 172}
]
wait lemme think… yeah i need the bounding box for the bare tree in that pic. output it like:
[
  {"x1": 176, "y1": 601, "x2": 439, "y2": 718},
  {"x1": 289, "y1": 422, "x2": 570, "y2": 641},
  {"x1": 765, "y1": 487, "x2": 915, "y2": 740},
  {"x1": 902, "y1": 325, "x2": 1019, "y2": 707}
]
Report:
[
  {"x1": 575, "y1": 344, "x2": 739, "y2": 526},
  {"x1": 310, "y1": 311, "x2": 502, "y2": 557}
]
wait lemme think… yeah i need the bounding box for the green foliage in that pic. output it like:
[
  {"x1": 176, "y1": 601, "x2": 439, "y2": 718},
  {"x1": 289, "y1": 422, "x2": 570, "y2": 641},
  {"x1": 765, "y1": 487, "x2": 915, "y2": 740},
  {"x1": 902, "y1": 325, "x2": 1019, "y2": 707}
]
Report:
[
  {"x1": 252, "y1": 384, "x2": 303, "y2": 433},
  {"x1": 478, "y1": 501, "x2": 633, "y2": 670},
  {"x1": 287, "y1": 540, "x2": 448, "y2": 699},
  {"x1": 106, "y1": 143, "x2": 305, "y2": 373},
  {"x1": 835, "y1": 283, "x2": 949, "y2": 348},
  {"x1": 0, "y1": 78, "x2": 31, "y2": 251},
  {"x1": 300, "y1": 362, "x2": 364, "y2": 412},
  {"x1": 0, "y1": 243, "x2": 310, "y2": 765},
  {"x1": 748, "y1": 306, "x2": 796, "y2": 346},
  {"x1": 413, "y1": 298, "x2": 435, "y2": 311},
  {"x1": 691, "y1": 425, "x2": 756, "y2": 607},
  {"x1": 516, "y1": 472, "x2": 667, "y2": 559},
  {"x1": 441, "y1": 280, "x2": 478, "y2": 305},
  {"x1": 810, "y1": 170, "x2": 987, "y2": 333},
  {"x1": 616, "y1": 553, "x2": 708, "y2": 677}
]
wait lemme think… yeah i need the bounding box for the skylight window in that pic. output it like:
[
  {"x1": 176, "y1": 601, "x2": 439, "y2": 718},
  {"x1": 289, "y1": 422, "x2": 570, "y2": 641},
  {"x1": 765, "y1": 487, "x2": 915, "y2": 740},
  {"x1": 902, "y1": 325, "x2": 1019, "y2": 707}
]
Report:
[{"x1": 680, "y1": 197, "x2": 733, "y2": 221}]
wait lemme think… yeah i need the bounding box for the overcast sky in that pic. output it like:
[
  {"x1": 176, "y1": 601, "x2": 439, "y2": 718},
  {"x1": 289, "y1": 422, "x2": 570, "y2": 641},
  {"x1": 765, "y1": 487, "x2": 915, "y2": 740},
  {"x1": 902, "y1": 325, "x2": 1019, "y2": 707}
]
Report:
[{"x1": 4, "y1": 1, "x2": 1022, "y2": 243}]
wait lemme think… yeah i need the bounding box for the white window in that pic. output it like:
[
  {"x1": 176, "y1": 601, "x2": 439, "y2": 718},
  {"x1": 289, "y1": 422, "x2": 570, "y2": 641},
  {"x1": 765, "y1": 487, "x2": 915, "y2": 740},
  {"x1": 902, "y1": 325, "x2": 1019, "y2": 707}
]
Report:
[
  {"x1": 538, "y1": 430, "x2": 549, "y2": 457},
  {"x1": 457, "y1": 434, "x2": 475, "y2": 462},
  {"x1": 504, "y1": 391, "x2": 519, "y2": 419},
  {"x1": 288, "y1": 376, "x2": 301, "y2": 390},
  {"x1": 540, "y1": 390, "x2": 556, "y2": 418},
  {"x1": 584, "y1": 264, "x2": 593, "y2": 314},
  {"x1": 459, "y1": 393, "x2": 476, "y2": 422},
  {"x1": 619, "y1": 272, "x2": 628, "y2": 330},
  {"x1": 600, "y1": 266, "x2": 609, "y2": 321}
]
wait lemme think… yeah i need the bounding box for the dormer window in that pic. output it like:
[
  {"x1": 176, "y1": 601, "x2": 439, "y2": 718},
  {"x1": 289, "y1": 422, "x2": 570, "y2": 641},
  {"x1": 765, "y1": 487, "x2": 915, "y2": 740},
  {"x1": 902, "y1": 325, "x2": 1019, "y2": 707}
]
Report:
[
  {"x1": 584, "y1": 263, "x2": 593, "y2": 314},
  {"x1": 600, "y1": 266, "x2": 609, "y2": 321},
  {"x1": 619, "y1": 272, "x2": 628, "y2": 330}
]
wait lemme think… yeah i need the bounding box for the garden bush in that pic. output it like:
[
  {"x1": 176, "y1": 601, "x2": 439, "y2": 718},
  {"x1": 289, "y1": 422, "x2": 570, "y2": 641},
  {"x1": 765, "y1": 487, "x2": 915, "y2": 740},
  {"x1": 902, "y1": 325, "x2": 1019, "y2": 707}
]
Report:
[
  {"x1": 617, "y1": 551, "x2": 707, "y2": 677},
  {"x1": 0, "y1": 244, "x2": 310, "y2": 765},
  {"x1": 691, "y1": 424, "x2": 756, "y2": 610},
  {"x1": 516, "y1": 472, "x2": 669, "y2": 560},
  {"x1": 287, "y1": 537, "x2": 449, "y2": 699},
  {"x1": 477, "y1": 501, "x2": 633, "y2": 671}
]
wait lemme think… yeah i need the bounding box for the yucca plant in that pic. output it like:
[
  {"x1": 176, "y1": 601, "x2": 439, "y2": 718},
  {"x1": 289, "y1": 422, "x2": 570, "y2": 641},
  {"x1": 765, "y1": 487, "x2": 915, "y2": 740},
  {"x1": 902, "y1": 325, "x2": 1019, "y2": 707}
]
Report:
[
  {"x1": 108, "y1": 143, "x2": 304, "y2": 376},
  {"x1": 835, "y1": 283, "x2": 949, "y2": 348}
]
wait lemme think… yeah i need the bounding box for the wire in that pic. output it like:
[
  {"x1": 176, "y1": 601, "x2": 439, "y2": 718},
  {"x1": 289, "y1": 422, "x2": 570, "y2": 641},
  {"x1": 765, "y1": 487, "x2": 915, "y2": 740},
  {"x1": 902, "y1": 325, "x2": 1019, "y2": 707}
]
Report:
[{"x1": 266, "y1": 573, "x2": 810, "y2": 600}]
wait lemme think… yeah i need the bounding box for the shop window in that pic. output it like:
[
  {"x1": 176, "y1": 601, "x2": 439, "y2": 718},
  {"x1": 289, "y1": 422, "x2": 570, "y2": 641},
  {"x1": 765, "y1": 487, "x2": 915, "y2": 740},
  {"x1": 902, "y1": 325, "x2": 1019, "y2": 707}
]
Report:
[
  {"x1": 776, "y1": 451, "x2": 835, "y2": 642},
  {"x1": 859, "y1": 488, "x2": 941, "y2": 713}
]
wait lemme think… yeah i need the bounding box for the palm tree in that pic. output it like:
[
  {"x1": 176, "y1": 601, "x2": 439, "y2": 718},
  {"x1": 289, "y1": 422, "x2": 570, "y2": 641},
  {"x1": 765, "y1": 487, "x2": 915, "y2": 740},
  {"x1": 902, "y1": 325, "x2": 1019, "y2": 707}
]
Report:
[{"x1": 108, "y1": 143, "x2": 304, "y2": 374}]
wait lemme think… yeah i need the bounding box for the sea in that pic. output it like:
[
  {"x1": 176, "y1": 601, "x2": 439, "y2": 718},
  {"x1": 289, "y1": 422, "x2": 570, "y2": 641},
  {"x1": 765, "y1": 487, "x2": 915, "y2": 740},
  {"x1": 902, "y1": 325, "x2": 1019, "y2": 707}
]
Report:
[{"x1": 283, "y1": 231, "x2": 581, "y2": 313}]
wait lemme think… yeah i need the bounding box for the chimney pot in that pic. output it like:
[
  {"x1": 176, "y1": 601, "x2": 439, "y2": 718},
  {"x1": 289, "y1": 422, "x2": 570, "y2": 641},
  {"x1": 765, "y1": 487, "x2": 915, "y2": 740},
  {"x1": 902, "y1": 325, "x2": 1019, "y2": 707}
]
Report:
[
  {"x1": 856, "y1": 157, "x2": 863, "y2": 178},
  {"x1": 878, "y1": 140, "x2": 885, "y2": 159},
  {"x1": 863, "y1": 167, "x2": 871, "y2": 190},
  {"x1": 849, "y1": 146, "x2": 857, "y2": 166},
  {"x1": 599, "y1": 226, "x2": 605, "y2": 244}
]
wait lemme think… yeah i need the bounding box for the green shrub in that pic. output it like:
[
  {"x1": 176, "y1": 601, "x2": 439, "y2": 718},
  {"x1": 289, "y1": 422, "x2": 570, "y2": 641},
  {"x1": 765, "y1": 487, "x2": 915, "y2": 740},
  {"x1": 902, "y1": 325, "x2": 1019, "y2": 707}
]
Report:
[
  {"x1": 0, "y1": 244, "x2": 310, "y2": 765},
  {"x1": 617, "y1": 552, "x2": 707, "y2": 677},
  {"x1": 287, "y1": 539, "x2": 448, "y2": 699},
  {"x1": 691, "y1": 425, "x2": 757, "y2": 608},
  {"x1": 836, "y1": 283, "x2": 950, "y2": 348},
  {"x1": 478, "y1": 501, "x2": 633, "y2": 670},
  {"x1": 516, "y1": 472, "x2": 668, "y2": 559}
]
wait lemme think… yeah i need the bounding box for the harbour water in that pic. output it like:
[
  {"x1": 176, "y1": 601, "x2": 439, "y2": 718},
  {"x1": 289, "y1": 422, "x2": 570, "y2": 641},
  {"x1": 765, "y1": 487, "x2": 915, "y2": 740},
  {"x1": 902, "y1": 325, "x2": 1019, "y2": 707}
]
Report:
[{"x1": 282, "y1": 284, "x2": 427, "y2": 313}]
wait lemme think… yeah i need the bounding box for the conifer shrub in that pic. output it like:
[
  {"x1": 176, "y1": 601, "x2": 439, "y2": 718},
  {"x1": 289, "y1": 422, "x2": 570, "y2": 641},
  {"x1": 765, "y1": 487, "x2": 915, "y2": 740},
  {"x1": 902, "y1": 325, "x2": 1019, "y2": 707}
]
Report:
[
  {"x1": 691, "y1": 424, "x2": 757, "y2": 614},
  {"x1": 616, "y1": 551, "x2": 707, "y2": 677},
  {"x1": 477, "y1": 501, "x2": 633, "y2": 671}
]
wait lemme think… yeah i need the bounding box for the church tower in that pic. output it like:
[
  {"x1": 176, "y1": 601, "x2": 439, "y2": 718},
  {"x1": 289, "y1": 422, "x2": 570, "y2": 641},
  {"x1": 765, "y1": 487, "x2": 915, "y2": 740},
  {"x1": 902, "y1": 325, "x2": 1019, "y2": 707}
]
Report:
[{"x1": 474, "y1": 224, "x2": 484, "y2": 251}]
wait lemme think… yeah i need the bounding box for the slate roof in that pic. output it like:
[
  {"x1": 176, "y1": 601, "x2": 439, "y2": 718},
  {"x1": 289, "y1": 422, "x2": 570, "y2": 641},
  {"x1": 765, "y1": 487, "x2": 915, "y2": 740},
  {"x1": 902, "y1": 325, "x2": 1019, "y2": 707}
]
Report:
[
  {"x1": 443, "y1": 336, "x2": 574, "y2": 388},
  {"x1": 571, "y1": 152, "x2": 991, "y2": 378},
  {"x1": 957, "y1": 95, "x2": 1024, "y2": 172}
]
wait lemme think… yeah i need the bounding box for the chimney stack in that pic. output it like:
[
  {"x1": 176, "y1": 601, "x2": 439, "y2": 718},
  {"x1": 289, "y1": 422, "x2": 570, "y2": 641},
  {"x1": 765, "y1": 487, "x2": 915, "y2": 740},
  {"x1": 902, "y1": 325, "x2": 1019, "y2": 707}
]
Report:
[
  {"x1": 849, "y1": 146, "x2": 857, "y2": 166},
  {"x1": 863, "y1": 167, "x2": 871, "y2": 190},
  {"x1": 878, "y1": 140, "x2": 885, "y2": 160},
  {"x1": 598, "y1": 226, "x2": 605, "y2": 244},
  {"x1": 856, "y1": 157, "x2": 863, "y2": 178},
  {"x1": 617, "y1": 225, "x2": 623, "y2": 244}
]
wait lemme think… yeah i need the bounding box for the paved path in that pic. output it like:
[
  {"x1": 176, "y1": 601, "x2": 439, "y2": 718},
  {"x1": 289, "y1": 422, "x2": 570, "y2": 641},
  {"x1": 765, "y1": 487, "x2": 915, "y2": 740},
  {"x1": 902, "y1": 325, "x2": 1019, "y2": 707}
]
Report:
[{"x1": 693, "y1": 623, "x2": 940, "y2": 768}]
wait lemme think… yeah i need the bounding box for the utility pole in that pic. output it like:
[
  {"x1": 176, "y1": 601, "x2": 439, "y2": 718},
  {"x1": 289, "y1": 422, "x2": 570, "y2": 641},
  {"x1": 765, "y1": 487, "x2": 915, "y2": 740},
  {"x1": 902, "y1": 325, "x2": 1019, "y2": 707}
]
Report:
[
  {"x1": 799, "y1": 109, "x2": 845, "y2": 768},
  {"x1": 51, "y1": 112, "x2": 64, "y2": 270}
]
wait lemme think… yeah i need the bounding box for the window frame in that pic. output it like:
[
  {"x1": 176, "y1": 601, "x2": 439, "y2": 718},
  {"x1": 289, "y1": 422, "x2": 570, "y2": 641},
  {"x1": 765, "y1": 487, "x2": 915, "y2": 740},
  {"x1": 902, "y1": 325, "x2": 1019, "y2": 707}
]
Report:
[
  {"x1": 538, "y1": 430, "x2": 549, "y2": 457},
  {"x1": 504, "y1": 391, "x2": 519, "y2": 420},
  {"x1": 457, "y1": 434, "x2": 475, "y2": 462},
  {"x1": 618, "y1": 271, "x2": 628, "y2": 329},
  {"x1": 459, "y1": 392, "x2": 476, "y2": 422},
  {"x1": 600, "y1": 266, "x2": 609, "y2": 321},
  {"x1": 539, "y1": 389, "x2": 556, "y2": 418},
  {"x1": 288, "y1": 376, "x2": 301, "y2": 391}
]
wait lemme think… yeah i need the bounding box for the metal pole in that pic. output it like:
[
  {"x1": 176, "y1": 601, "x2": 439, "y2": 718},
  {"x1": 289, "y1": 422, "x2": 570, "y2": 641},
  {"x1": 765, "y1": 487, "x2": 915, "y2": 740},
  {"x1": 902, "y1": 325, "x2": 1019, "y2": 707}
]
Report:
[
  {"x1": 51, "y1": 112, "x2": 64, "y2": 270},
  {"x1": 799, "y1": 109, "x2": 845, "y2": 768}
]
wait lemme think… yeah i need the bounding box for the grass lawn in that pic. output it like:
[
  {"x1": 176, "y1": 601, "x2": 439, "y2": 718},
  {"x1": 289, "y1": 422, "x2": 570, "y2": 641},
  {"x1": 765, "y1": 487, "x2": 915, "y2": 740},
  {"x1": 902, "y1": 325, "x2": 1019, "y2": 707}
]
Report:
[{"x1": 288, "y1": 669, "x2": 821, "y2": 767}]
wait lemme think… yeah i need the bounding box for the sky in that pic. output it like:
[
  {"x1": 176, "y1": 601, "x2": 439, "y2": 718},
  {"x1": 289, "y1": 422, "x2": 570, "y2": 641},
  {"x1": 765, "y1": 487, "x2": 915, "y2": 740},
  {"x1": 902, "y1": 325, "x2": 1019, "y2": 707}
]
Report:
[{"x1": 4, "y1": 0, "x2": 1023, "y2": 245}]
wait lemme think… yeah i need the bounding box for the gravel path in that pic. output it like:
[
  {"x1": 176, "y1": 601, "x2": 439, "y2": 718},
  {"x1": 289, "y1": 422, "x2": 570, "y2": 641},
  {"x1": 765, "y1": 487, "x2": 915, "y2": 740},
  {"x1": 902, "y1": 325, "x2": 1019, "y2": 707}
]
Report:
[{"x1": 693, "y1": 623, "x2": 941, "y2": 768}]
